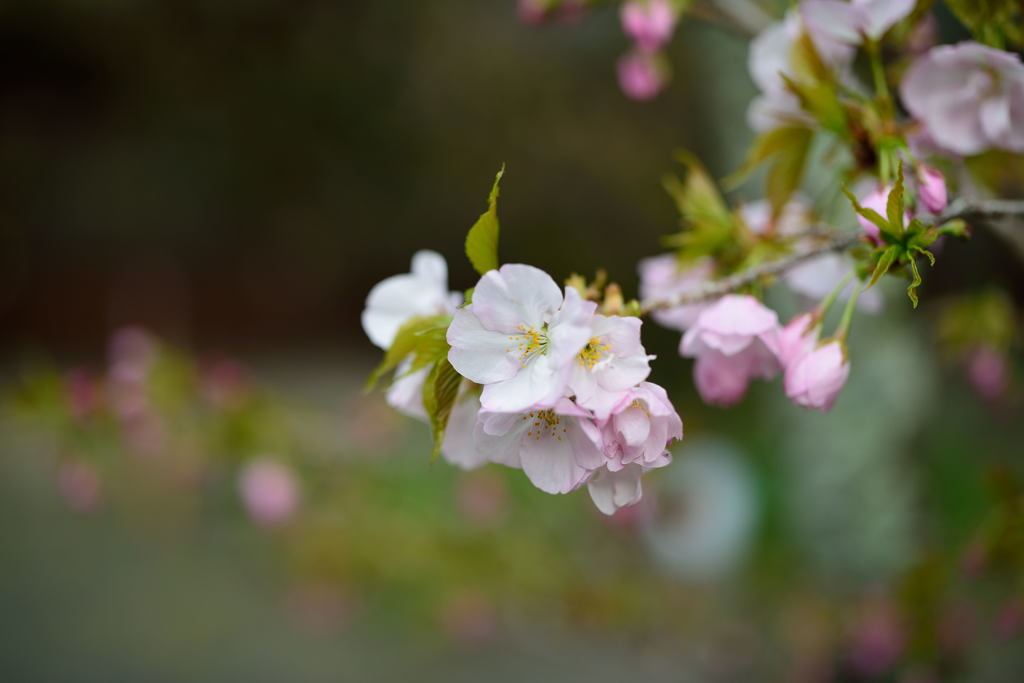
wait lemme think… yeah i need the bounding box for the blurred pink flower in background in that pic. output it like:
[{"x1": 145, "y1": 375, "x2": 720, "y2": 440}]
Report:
[
  {"x1": 617, "y1": 50, "x2": 667, "y2": 101},
  {"x1": 996, "y1": 600, "x2": 1024, "y2": 640},
  {"x1": 900, "y1": 42, "x2": 1024, "y2": 156},
  {"x1": 620, "y1": 0, "x2": 678, "y2": 53},
  {"x1": 239, "y1": 458, "x2": 301, "y2": 527},
  {"x1": 200, "y1": 355, "x2": 251, "y2": 409},
  {"x1": 638, "y1": 254, "x2": 715, "y2": 332},
  {"x1": 56, "y1": 460, "x2": 103, "y2": 513},
  {"x1": 517, "y1": 0, "x2": 586, "y2": 25},
  {"x1": 63, "y1": 368, "x2": 102, "y2": 421},
  {"x1": 457, "y1": 470, "x2": 508, "y2": 526},
  {"x1": 108, "y1": 326, "x2": 157, "y2": 372},
  {"x1": 287, "y1": 582, "x2": 356, "y2": 634},
  {"x1": 847, "y1": 597, "x2": 905, "y2": 678},
  {"x1": 438, "y1": 591, "x2": 498, "y2": 646},
  {"x1": 965, "y1": 345, "x2": 1009, "y2": 402}
]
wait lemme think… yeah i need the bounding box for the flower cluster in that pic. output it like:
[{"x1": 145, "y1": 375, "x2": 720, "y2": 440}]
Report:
[{"x1": 363, "y1": 255, "x2": 682, "y2": 514}]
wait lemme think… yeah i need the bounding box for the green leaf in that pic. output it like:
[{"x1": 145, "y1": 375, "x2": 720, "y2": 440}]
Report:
[
  {"x1": 866, "y1": 245, "x2": 899, "y2": 290},
  {"x1": 886, "y1": 162, "x2": 906, "y2": 234},
  {"x1": 365, "y1": 313, "x2": 451, "y2": 391},
  {"x1": 913, "y1": 245, "x2": 936, "y2": 267},
  {"x1": 907, "y1": 256, "x2": 923, "y2": 308},
  {"x1": 666, "y1": 151, "x2": 731, "y2": 228},
  {"x1": 465, "y1": 165, "x2": 505, "y2": 275},
  {"x1": 780, "y1": 74, "x2": 846, "y2": 135},
  {"x1": 725, "y1": 126, "x2": 809, "y2": 189},
  {"x1": 766, "y1": 127, "x2": 812, "y2": 217},
  {"x1": 422, "y1": 358, "x2": 463, "y2": 461},
  {"x1": 843, "y1": 187, "x2": 890, "y2": 236},
  {"x1": 936, "y1": 218, "x2": 970, "y2": 239}
]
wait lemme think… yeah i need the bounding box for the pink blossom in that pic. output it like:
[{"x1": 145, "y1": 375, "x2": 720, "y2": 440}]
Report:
[
  {"x1": 587, "y1": 464, "x2": 646, "y2": 516},
  {"x1": 447, "y1": 264, "x2": 595, "y2": 413},
  {"x1": 784, "y1": 340, "x2": 850, "y2": 411},
  {"x1": 681, "y1": 295, "x2": 782, "y2": 407},
  {"x1": 900, "y1": 42, "x2": 1024, "y2": 156},
  {"x1": 239, "y1": 458, "x2": 300, "y2": 526},
  {"x1": 620, "y1": 0, "x2": 678, "y2": 53},
  {"x1": 966, "y1": 345, "x2": 1009, "y2": 402},
  {"x1": 638, "y1": 254, "x2": 714, "y2": 332},
  {"x1": 587, "y1": 381, "x2": 681, "y2": 516},
  {"x1": 617, "y1": 50, "x2": 667, "y2": 101},
  {"x1": 857, "y1": 185, "x2": 907, "y2": 245},
  {"x1": 473, "y1": 398, "x2": 604, "y2": 495},
  {"x1": 915, "y1": 164, "x2": 948, "y2": 214},
  {"x1": 777, "y1": 313, "x2": 818, "y2": 368},
  {"x1": 692, "y1": 351, "x2": 755, "y2": 407},
  {"x1": 568, "y1": 314, "x2": 653, "y2": 418},
  {"x1": 598, "y1": 381, "x2": 681, "y2": 471}
]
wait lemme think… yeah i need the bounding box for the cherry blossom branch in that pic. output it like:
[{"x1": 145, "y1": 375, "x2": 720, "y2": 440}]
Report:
[
  {"x1": 639, "y1": 198, "x2": 1024, "y2": 314},
  {"x1": 943, "y1": 198, "x2": 1024, "y2": 223},
  {"x1": 640, "y1": 232, "x2": 863, "y2": 313}
]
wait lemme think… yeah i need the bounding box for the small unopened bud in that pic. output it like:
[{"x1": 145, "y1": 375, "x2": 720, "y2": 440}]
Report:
[
  {"x1": 916, "y1": 164, "x2": 948, "y2": 214},
  {"x1": 620, "y1": 0, "x2": 678, "y2": 53},
  {"x1": 617, "y1": 50, "x2": 667, "y2": 101},
  {"x1": 601, "y1": 283, "x2": 625, "y2": 315},
  {"x1": 784, "y1": 340, "x2": 850, "y2": 412}
]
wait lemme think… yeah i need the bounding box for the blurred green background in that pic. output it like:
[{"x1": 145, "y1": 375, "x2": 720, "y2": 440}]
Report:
[{"x1": 1, "y1": 1, "x2": 1023, "y2": 681}]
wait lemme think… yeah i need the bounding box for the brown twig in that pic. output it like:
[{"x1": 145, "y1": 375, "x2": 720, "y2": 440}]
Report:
[{"x1": 639, "y1": 199, "x2": 1024, "y2": 314}]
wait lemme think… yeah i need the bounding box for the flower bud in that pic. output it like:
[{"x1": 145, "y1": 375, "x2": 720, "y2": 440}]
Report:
[
  {"x1": 620, "y1": 0, "x2": 678, "y2": 53},
  {"x1": 784, "y1": 340, "x2": 850, "y2": 412},
  {"x1": 616, "y1": 50, "x2": 667, "y2": 101},
  {"x1": 777, "y1": 313, "x2": 817, "y2": 368},
  {"x1": 916, "y1": 164, "x2": 947, "y2": 214}
]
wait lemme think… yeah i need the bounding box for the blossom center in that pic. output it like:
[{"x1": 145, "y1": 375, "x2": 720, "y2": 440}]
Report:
[
  {"x1": 578, "y1": 337, "x2": 612, "y2": 370},
  {"x1": 507, "y1": 325, "x2": 549, "y2": 366},
  {"x1": 522, "y1": 409, "x2": 569, "y2": 441}
]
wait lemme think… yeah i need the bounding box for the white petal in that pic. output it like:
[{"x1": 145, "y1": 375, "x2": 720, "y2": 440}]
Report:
[
  {"x1": 588, "y1": 465, "x2": 644, "y2": 515},
  {"x1": 472, "y1": 264, "x2": 563, "y2": 331},
  {"x1": 441, "y1": 390, "x2": 487, "y2": 469},
  {"x1": 446, "y1": 308, "x2": 520, "y2": 384},
  {"x1": 479, "y1": 353, "x2": 569, "y2": 412},
  {"x1": 410, "y1": 250, "x2": 448, "y2": 286},
  {"x1": 855, "y1": 0, "x2": 915, "y2": 39},
  {"x1": 519, "y1": 429, "x2": 589, "y2": 494},
  {"x1": 385, "y1": 361, "x2": 428, "y2": 420}
]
